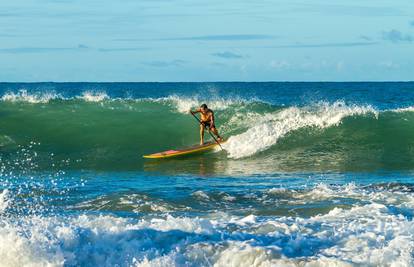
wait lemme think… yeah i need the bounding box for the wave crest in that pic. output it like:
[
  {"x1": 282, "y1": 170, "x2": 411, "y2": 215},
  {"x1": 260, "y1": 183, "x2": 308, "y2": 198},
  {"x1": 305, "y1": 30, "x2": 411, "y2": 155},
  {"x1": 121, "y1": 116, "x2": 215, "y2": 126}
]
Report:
[
  {"x1": 1, "y1": 90, "x2": 61, "y2": 103},
  {"x1": 223, "y1": 101, "x2": 378, "y2": 158},
  {"x1": 78, "y1": 91, "x2": 109, "y2": 102}
]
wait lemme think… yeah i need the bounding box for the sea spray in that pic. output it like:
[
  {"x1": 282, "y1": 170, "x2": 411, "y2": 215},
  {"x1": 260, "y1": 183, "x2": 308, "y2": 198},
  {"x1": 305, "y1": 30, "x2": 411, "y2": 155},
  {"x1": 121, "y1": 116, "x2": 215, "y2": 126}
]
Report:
[
  {"x1": 1, "y1": 89, "x2": 62, "y2": 103},
  {"x1": 223, "y1": 101, "x2": 378, "y2": 158}
]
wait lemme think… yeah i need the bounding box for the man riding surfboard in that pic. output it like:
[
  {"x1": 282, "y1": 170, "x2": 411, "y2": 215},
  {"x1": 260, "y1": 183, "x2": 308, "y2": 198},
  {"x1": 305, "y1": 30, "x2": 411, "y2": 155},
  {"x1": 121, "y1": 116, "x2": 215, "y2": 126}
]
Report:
[{"x1": 190, "y1": 104, "x2": 223, "y2": 145}]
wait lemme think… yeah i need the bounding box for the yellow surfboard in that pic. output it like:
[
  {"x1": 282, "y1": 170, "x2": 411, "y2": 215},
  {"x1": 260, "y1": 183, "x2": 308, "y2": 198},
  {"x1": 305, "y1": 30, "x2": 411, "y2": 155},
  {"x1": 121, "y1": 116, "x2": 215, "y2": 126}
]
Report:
[{"x1": 143, "y1": 140, "x2": 226, "y2": 159}]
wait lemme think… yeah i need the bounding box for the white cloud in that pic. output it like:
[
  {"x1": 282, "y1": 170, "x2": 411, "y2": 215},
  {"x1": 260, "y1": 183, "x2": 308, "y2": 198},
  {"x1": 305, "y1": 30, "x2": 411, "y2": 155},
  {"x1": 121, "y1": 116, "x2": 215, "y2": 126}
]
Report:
[
  {"x1": 378, "y1": 61, "x2": 400, "y2": 69},
  {"x1": 269, "y1": 60, "x2": 290, "y2": 70}
]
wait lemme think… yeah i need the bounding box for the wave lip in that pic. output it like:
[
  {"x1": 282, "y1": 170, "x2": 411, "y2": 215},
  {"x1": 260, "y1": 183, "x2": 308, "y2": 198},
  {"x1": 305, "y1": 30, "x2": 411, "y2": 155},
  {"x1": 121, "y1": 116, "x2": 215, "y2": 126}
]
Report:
[
  {"x1": 156, "y1": 95, "x2": 256, "y2": 113},
  {"x1": 77, "y1": 91, "x2": 109, "y2": 102},
  {"x1": 1, "y1": 89, "x2": 62, "y2": 103},
  {"x1": 223, "y1": 101, "x2": 378, "y2": 158},
  {"x1": 0, "y1": 90, "x2": 256, "y2": 110},
  {"x1": 1, "y1": 89, "x2": 112, "y2": 103},
  {"x1": 393, "y1": 106, "x2": 414, "y2": 113}
]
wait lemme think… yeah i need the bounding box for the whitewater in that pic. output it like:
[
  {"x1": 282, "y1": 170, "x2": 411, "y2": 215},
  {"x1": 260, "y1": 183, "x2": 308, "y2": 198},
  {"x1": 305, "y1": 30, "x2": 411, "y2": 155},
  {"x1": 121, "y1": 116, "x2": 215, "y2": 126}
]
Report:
[{"x1": 0, "y1": 82, "x2": 414, "y2": 266}]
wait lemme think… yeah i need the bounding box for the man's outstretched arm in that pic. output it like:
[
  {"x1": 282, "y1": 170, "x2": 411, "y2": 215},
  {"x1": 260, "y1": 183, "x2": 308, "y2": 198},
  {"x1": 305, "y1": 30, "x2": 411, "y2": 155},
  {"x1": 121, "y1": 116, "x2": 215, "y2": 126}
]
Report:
[{"x1": 189, "y1": 108, "x2": 201, "y2": 114}]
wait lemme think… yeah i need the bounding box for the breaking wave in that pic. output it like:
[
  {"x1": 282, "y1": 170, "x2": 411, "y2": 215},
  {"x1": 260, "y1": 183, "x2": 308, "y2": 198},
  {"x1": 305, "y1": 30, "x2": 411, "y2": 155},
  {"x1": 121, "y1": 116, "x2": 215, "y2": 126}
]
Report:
[{"x1": 1, "y1": 90, "x2": 414, "y2": 172}]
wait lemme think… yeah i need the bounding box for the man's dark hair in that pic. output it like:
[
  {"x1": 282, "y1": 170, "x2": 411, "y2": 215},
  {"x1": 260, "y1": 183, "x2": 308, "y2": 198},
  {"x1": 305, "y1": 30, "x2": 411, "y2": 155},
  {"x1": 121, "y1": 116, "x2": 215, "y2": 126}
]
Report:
[{"x1": 200, "y1": 104, "x2": 208, "y2": 109}]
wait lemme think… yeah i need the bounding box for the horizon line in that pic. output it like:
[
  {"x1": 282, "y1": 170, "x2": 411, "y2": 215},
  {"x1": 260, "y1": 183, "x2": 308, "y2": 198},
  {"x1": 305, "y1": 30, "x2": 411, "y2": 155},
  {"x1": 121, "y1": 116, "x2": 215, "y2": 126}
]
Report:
[{"x1": 0, "y1": 80, "x2": 413, "y2": 83}]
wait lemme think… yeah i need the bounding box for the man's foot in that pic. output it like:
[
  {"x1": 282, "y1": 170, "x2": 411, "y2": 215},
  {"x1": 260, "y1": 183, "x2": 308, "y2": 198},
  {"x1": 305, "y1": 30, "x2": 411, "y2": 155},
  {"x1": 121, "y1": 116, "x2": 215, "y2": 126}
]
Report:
[
  {"x1": 200, "y1": 141, "x2": 204, "y2": 145},
  {"x1": 217, "y1": 137, "x2": 223, "y2": 142}
]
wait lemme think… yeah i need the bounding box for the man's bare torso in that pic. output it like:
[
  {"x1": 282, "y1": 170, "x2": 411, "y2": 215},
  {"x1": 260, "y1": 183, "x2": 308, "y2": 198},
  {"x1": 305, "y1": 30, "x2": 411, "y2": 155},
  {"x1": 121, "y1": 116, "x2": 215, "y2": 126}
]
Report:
[{"x1": 200, "y1": 109, "x2": 213, "y2": 122}]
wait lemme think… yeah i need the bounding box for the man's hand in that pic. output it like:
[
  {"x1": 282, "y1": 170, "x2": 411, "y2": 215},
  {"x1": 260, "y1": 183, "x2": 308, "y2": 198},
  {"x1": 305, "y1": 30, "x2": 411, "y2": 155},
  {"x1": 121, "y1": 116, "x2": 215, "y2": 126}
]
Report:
[{"x1": 189, "y1": 110, "x2": 194, "y2": 114}]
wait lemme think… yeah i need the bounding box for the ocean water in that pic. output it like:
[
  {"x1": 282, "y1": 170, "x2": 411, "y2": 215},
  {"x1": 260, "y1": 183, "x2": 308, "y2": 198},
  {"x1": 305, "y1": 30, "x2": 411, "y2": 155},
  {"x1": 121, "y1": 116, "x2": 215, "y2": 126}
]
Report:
[{"x1": 0, "y1": 82, "x2": 414, "y2": 266}]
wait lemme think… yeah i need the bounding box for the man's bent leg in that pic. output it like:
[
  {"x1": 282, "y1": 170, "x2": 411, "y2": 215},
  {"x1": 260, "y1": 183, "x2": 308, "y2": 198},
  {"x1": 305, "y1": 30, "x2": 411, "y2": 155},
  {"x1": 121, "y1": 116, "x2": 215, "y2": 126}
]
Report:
[{"x1": 210, "y1": 127, "x2": 222, "y2": 141}]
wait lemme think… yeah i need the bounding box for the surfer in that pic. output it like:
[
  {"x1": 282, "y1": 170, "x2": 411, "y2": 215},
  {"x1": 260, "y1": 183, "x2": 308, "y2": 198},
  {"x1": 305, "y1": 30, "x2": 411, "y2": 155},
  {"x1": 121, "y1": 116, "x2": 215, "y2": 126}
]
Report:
[{"x1": 190, "y1": 104, "x2": 223, "y2": 145}]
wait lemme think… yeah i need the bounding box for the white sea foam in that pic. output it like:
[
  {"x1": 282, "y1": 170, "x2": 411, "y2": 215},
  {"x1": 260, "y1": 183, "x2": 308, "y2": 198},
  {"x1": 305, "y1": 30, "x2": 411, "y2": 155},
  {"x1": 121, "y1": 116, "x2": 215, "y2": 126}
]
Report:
[
  {"x1": 160, "y1": 95, "x2": 251, "y2": 113},
  {"x1": 310, "y1": 203, "x2": 414, "y2": 266},
  {"x1": 0, "y1": 183, "x2": 413, "y2": 266},
  {"x1": 0, "y1": 190, "x2": 9, "y2": 213},
  {"x1": 0, "y1": 89, "x2": 109, "y2": 103},
  {"x1": 393, "y1": 106, "x2": 414, "y2": 113},
  {"x1": 1, "y1": 90, "x2": 61, "y2": 103},
  {"x1": 0, "y1": 204, "x2": 412, "y2": 266},
  {"x1": 191, "y1": 190, "x2": 210, "y2": 200},
  {"x1": 223, "y1": 101, "x2": 378, "y2": 158},
  {"x1": 74, "y1": 193, "x2": 189, "y2": 213},
  {"x1": 0, "y1": 90, "x2": 256, "y2": 112},
  {"x1": 78, "y1": 91, "x2": 109, "y2": 102},
  {"x1": 262, "y1": 182, "x2": 414, "y2": 214},
  {"x1": 267, "y1": 187, "x2": 288, "y2": 195}
]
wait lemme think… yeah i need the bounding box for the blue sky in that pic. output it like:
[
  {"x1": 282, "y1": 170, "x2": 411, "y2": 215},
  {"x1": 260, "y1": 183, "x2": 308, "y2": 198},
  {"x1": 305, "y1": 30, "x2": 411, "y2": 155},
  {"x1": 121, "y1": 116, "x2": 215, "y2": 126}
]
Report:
[{"x1": 0, "y1": 0, "x2": 413, "y2": 81}]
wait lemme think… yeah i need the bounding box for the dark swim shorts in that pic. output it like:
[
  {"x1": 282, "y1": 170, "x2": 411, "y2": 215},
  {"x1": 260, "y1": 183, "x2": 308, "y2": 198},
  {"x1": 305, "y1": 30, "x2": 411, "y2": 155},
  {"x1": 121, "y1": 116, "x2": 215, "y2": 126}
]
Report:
[{"x1": 202, "y1": 121, "x2": 215, "y2": 129}]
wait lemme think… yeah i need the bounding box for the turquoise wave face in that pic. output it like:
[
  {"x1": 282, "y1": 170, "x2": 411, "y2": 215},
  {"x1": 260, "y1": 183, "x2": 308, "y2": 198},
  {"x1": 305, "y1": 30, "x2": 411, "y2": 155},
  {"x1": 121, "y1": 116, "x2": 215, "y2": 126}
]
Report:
[{"x1": 1, "y1": 95, "x2": 414, "y2": 173}]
